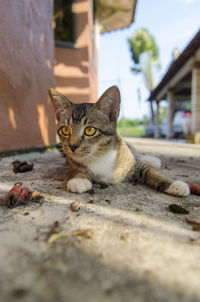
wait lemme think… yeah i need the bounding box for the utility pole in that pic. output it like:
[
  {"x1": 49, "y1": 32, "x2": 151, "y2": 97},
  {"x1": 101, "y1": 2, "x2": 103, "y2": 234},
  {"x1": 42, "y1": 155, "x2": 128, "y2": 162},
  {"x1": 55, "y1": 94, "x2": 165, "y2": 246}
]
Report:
[
  {"x1": 116, "y1": 57, "x2": 125, "y2": 131},
  {"x1": 117, "y1": 76, "x2": 125, "y2": 131}
]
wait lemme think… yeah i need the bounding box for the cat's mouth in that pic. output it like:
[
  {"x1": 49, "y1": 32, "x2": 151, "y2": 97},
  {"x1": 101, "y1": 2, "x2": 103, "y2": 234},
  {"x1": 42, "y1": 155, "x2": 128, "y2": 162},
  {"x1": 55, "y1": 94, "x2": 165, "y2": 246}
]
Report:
[
  {"x1": 66, "y1": 146, "x2": 97, "y2": 161},
  {"x1": 70, "y1": 152, "x2": 91, "y2": 162}
]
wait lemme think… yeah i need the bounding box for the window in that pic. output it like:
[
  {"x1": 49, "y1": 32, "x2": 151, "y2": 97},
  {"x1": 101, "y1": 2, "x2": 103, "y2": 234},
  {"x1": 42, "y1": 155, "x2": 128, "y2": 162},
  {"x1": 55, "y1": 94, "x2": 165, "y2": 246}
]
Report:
[{"x1": 53, "y1": 0, "x2": 75, "y2": 48}]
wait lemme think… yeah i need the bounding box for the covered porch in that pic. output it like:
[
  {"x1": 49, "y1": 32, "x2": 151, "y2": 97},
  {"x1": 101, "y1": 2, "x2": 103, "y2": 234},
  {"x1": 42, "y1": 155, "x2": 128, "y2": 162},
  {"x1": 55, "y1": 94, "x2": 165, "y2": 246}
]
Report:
[{"x1": 148, "y1": 30, "x2": 200, "y2": 142}]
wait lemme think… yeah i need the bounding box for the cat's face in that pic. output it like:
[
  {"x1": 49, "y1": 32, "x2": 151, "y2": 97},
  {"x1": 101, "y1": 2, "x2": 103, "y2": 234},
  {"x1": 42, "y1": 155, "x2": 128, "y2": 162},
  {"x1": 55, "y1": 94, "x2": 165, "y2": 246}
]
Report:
[{"x1": 48, "y1": 86, "x2": 121, "y2": 162}]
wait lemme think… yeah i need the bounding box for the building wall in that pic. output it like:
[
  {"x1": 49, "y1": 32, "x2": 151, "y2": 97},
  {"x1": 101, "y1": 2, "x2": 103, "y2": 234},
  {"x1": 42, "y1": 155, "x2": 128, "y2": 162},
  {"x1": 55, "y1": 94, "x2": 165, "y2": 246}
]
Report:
[
  {"x1": 0, "y1": 0, "x2": 56, "y2": 152},
  {"x1": 54, "y1": 0, "x2": 98, "y2": 104}
]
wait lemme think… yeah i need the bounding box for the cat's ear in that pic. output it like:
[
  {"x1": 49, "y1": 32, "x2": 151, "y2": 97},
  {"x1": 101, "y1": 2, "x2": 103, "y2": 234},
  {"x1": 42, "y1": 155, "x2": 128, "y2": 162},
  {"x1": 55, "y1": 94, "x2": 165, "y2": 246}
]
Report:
[
  {"x1": 95, "y1": 86, "x2": 121, "y2": 121},
  {"x1": 48, "y1": 88, "x2": 73, "y2": 121}
]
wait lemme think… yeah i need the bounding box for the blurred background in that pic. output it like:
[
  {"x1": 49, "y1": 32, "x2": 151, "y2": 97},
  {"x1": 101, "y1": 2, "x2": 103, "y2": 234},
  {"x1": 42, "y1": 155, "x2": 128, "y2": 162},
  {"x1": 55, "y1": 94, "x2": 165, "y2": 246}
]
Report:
[{"x1": 0, "y1": 0, "x2": 200, "y2": 153}]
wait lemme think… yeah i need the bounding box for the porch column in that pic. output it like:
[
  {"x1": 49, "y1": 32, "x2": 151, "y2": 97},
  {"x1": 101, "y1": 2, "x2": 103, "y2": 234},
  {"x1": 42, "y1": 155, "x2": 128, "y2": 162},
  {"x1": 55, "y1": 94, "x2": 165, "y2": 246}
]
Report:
[
  {"x1": 154, "y1": 101, "x2": 160, "y2": 138},
  {"x1": 191, "y1": 65, "x2": 200, "y2": 133},
  {"x1": 167, "y1": 90, "x2": 174, "y2": 138}
]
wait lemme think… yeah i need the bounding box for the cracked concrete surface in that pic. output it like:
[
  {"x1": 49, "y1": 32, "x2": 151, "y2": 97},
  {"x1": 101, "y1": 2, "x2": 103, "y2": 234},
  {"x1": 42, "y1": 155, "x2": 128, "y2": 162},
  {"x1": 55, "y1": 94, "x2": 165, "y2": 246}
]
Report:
[{"x1": 0, "y1": 138, "x2": 200, "y2": 302}]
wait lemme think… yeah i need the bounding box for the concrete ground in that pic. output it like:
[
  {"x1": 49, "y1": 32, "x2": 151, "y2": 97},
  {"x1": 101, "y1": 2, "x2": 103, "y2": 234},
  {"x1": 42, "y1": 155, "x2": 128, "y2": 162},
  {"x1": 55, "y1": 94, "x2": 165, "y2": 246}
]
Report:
[{"x1": 0, "y1": 138, "x2": 200, "y2": 302}]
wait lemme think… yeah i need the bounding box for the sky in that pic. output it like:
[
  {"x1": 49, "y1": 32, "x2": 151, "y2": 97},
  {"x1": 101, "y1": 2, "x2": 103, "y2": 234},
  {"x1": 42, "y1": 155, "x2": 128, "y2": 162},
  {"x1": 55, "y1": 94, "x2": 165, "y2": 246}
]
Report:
[{"x1": 98, "y1": 0, "x2": 200, "y2": 120}]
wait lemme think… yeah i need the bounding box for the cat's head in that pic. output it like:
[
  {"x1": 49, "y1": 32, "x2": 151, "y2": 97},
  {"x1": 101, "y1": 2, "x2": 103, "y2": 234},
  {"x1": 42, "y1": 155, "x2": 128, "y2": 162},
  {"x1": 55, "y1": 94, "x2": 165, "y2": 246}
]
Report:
[{"x1": 48, "y1": 86, "x2": 121, "y2": 162}]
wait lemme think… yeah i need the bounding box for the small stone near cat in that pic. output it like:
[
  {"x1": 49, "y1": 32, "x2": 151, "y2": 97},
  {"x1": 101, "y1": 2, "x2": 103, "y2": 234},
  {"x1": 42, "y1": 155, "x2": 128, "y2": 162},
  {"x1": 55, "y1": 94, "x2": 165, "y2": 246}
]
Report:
[{"x1": 69, "y1": 200, "x2": 80, "y2": 212}]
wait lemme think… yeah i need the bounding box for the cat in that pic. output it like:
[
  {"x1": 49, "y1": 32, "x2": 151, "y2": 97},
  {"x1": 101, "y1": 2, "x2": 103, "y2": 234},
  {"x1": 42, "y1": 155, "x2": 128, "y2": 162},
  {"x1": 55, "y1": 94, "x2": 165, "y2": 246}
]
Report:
[{"x1": 48, "y1": 86, "x2": 190, "y2": 196}]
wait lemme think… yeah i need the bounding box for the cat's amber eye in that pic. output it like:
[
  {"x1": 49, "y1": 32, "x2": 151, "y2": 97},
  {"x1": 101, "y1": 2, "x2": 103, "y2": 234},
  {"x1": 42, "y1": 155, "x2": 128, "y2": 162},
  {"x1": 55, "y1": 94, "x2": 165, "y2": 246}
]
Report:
[
  {"x1": 84, "y1": 126, "x2": 96, "y2": 136},
  {"x1": 61, "y1": 126, "x2": 71, "y2": 136}
]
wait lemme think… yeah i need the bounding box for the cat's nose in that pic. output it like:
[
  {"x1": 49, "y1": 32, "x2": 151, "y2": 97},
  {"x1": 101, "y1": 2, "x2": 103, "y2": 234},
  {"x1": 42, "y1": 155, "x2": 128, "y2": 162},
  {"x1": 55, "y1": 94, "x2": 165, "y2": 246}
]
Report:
[{"x1": 69, "y1": 144, "x2": 79, "y2": 153}]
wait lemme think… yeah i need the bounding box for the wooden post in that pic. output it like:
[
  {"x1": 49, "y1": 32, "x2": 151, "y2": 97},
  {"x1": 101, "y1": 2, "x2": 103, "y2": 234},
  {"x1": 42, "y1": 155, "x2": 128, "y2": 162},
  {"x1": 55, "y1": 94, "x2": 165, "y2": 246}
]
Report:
[
  {"x1": 191, "y1": 66, "x2": 200, "y2": 133},
  {"x1": 150, "y1": 100, "x2": 155, "y2": 124},
  {"x1": 154, "y1": 101, "x2": 160, "y2": 138},
  {"x1": 167, "y1": 90, "x2": 174, "y2": 139}
]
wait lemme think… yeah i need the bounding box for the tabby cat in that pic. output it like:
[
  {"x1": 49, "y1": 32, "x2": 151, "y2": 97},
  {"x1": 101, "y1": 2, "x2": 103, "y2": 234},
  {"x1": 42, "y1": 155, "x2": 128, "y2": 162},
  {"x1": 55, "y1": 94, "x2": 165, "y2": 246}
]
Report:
[{"x1": 48, "y1": 86, "x2": 189, "y2": 196}]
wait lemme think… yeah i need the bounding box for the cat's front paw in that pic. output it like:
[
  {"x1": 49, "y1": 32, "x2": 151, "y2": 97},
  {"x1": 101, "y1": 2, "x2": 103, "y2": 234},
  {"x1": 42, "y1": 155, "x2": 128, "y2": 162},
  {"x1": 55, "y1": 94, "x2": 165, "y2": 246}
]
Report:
[
  {"x1": 67, "y1": 178, "x2": 92, "y2": 193},
  {"x1": 164, "y1": 181, "x2": 190, "y2": 197}
]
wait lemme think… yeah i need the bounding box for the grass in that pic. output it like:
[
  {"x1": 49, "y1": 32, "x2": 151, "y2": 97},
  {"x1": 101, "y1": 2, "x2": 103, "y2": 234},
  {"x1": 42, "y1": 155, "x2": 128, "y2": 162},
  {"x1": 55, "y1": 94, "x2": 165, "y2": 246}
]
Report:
[{"x1": 117, "y1": 126, "x2": 145, "y2": 137}]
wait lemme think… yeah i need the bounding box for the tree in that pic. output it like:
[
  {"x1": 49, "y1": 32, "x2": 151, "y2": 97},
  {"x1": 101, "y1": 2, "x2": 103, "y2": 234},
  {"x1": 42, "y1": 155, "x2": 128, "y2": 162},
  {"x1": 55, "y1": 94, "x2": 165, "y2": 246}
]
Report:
[{"x1": 128, "y1": 28, "x2": 160, "y2": 124}]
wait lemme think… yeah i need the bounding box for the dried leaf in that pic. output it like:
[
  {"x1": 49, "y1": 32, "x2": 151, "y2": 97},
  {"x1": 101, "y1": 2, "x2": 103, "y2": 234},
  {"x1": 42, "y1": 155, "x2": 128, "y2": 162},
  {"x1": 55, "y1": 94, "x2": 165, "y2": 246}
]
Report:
[
  {"x1": 23, "y1": 212, "x2": 30, "y2": 216},
  {"x1": 189, "y1": 237, "x2": 200, "y2": 245},
  {"x1": 186, "y1": 218, "x2": 200, "y2": 232},
  {"x1": 30, "y1": 191, "x2": 39, "y2": 200},
  {"x1": 100, "y1": 183, "x2": 108, "y2": 189},
  {"x1": 48, "y1": 231, "x2": 70, "y2": 244},
  {"x1": 1, "y1": 182, "x2": 42, "y2": 208},
  {"x1": 12, "y1": 160, "x2": 34, "y2": 173},
  {"x1": 120, "y1": 233, "x2": 129, "y2": 241},
  {"x1": 20, "y1": 187, "x2": 32, "y2": 201},
  {"x1": 48, "y1": 228, "x2": 94, "y2": 244},
  {"x1": 46, "y1": 221, "x2": 60, "y2": 241},
  {"x1": 7, "y1": 182, "x2": 23, "y2": 200},
  {"x1": 168, "y1": 204, "x2": 189, "y2": 214},
  {"x1": 71, "y1": 229, "x2": 94, "y2": 239}
]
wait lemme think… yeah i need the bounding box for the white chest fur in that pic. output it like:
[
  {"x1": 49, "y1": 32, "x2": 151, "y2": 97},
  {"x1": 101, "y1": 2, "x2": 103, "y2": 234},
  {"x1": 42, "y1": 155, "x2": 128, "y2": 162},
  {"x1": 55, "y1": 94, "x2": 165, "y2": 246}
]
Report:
[{"x1": 88, "y1": 149, "x2": 117, "y2": 183}]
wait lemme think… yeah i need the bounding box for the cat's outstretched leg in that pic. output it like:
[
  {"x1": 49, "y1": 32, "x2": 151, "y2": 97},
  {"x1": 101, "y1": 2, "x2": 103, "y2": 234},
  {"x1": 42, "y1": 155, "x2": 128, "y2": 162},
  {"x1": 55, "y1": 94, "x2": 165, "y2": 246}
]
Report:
[{"x1": 135, "y1": 163, "x2": 190, "y2": 197}]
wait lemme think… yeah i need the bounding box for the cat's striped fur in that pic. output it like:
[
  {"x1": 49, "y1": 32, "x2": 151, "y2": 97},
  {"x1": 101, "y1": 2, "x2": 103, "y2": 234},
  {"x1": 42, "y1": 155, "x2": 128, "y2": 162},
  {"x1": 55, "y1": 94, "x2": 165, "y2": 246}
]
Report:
[{"x1": 48, "y1": 86, "x2": 190, "y2": 196}]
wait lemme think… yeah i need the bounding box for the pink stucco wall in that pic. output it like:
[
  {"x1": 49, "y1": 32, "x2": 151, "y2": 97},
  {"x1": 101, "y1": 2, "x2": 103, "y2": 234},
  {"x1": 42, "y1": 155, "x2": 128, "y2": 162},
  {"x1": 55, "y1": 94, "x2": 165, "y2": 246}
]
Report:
[
  {"x1": 0, "y1": 0, "x2": 56, "y2": 152},
  {"x1": 54, "y1": 0, "x2": 98, "y2": 104}
]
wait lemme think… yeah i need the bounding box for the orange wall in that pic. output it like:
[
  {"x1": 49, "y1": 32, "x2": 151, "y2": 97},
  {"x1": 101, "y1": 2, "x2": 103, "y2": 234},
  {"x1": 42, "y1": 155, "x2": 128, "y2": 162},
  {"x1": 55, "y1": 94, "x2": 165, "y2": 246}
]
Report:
[
  {"x1": 0, "y1": 0, "x2": 56, "y2": 152},
  {"x1": 54, "y1": 0, "x2": 98, "y2": 104},
  {"x1": 0, "y1": 0, "x2": 98, "y2": 152}
]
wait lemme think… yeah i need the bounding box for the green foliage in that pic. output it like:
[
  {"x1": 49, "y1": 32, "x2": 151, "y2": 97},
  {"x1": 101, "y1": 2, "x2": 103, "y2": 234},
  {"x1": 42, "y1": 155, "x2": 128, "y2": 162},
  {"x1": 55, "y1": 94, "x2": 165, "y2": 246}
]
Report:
[
  {"x1": 117, "y1": 117, "x2": 155, "y2": 137},
  {"x1": 131, "y1": 67, "x2": 141, "y2": 74},
  {"x1": 142, "y1": 115, "x2": 151, "y2": 126},
  {"x1": 54, "y1": 0, "x2": 74, "y2": 42},
  {"x1": 185, "y1": 100, "x2": 192, "y2": 111},
  {"x1": 159, "y1": 106, "x2": 167, "y2": 125},
  {"x1": 128, "y1": 28, "x2": 160, "y2": 90},
  {"x1": 117, "y1": 126, "x2": 145, "y2": 137},
  {"x1": 128, "y1": 28, "x2": 159, "y2": 65},
  {"x1": 118, "y1": 118, "x2": 143, "y2": 127}
]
